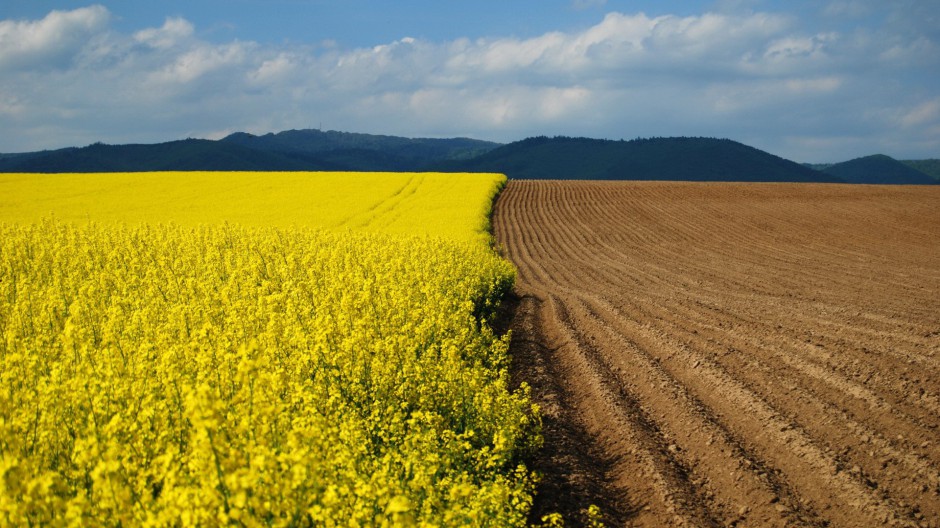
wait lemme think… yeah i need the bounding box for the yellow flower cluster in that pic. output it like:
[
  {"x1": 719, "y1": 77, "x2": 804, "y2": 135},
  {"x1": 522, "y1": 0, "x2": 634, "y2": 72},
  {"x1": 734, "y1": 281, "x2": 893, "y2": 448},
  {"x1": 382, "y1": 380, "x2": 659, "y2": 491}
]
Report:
[
  {"x1": 0, "y1": 171, "x2": 503, "y2": 245},
  {"x1": 0, "y1": 172, "x2": 539, "y2": 526}
]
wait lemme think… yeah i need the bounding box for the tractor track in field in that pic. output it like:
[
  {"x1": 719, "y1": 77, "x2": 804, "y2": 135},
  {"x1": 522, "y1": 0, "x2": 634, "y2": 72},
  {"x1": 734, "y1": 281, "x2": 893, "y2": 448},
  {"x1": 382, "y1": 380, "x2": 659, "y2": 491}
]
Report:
[{"x1": 494, "y1": 181, "x2": 940, "y2": 527}]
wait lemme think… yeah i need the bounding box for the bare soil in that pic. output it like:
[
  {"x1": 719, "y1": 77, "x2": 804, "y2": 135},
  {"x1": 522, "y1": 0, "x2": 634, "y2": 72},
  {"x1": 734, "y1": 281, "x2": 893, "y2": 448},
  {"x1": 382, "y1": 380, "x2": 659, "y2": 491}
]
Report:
[{"x1": 493, "y1": 181, "x2": 940, "y2": 527}]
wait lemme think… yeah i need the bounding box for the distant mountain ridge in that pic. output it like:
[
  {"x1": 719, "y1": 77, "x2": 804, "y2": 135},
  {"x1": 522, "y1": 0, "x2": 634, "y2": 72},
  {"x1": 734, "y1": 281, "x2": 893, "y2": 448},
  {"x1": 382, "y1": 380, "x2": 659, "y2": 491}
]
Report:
[
  {"x1": 221, "y1": 129, "x2": 500, "y2": 171},
  {"x1": 0, "y1": 131, "x2": 499, "y2": 173},
  {"x1": 0, "y1": 129, "x2": 936, "y2": 184},
  {"x1": 901, "y1": 159, "x2": 940, "y2": 181},
  {"x1": 822, "y1": 154, "x2": 937, "y2": 185},
  {"x1": 0, "y1": 139, "x2": 341, "y2": 173},
  {"x1": 433, "y1": 136, "x2": 842, "y2": 183}
]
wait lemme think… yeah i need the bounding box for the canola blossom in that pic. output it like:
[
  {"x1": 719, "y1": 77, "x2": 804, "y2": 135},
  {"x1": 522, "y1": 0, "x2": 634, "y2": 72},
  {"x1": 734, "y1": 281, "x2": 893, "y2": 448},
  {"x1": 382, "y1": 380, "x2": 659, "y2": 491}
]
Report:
[
  {"x1": 0, "y1": 172, "x2": 538, "y2": 526},
  {"x1": 0, "y1": 172, "x2": 503, "y2": 244}
]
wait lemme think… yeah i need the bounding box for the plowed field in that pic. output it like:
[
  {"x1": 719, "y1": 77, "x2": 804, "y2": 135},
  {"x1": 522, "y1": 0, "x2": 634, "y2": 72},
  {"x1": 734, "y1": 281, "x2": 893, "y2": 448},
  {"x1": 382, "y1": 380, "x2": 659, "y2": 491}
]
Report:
[{"x1": 494, "y1": 181, "x2": 940, "y2": 527}]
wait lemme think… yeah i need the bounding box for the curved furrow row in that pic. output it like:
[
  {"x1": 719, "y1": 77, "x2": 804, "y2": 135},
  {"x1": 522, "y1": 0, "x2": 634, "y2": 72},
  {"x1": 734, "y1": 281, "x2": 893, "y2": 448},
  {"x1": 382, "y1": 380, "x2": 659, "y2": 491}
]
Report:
[
  {"x1": 677, "y1": 296, "x2": 940, "y2": 377},
  {"x1": 591, "y1": 281, "x2": 940, "y2": 435},
  {"x1": 582, "y1": 292, "x2": 940, "y2": 522},
  {"x1": 587, "y1": 184, "x2": 939, "y2": 310},
  {"x1": 559, "y1": 183, "x2": 940, "y2": 387},
  {"x1": 653, "y1": 294, "x2": 940, "y2": 428},
  {"x1": 546, "y1": 294, "x2": 722, "y2": 527},
  {"x1": 496, "y1": 182, "x2": 556, "y2": 292},
  {"x1": 572, "y1": 284, "x2": 912, "y2": 525},
  {"x1": 562, "y1": 293, "x2": 820, "y2": 527},
  {"x1": 496, "y1": 181, "x2": 940, "y2": 527}
]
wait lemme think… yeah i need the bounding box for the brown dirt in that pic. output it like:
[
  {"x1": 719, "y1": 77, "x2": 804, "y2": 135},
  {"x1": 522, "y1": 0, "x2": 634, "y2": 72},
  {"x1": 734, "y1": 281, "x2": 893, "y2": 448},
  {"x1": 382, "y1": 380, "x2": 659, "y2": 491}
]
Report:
[{"x1": 493, "y1": 181, "x2": 940, "y2": 527}]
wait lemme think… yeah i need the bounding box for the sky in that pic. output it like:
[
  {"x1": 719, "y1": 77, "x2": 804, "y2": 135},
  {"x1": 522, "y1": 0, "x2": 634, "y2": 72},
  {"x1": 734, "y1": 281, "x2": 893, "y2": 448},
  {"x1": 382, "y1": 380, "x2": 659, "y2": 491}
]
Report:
[{"x1": 1, "y1": 1, "x2": 938, "y2": 162}]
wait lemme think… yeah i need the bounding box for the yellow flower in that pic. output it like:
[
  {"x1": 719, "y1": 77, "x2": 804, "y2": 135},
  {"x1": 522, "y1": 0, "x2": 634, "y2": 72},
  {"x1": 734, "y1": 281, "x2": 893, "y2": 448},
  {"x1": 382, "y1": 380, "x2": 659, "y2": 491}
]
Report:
[{"x1": 0, "y1": 172, "x2": 536, "y2": 526}]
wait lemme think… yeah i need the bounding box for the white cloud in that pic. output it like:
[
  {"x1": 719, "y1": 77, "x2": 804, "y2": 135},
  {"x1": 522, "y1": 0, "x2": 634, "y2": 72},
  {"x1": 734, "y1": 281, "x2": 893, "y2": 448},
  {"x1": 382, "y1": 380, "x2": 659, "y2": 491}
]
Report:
[
  {"x1": 0, "y1": 5, "x2": 937, "y2": 162},
  {"x1": 0, "y1": 5, "x2": 109, "y2": 71},
  {"x1": 150, "y1": 43, "x2": 250, "y2": 86},
  {"x1": 439, "y1": 11, "x2": 793, "y2": 82},
  {"x1": 249, "y1": 53, "x2": 299, "y2": 86},
  {"x1": 764, "y1": 33, "x2": 836, "y2": 61},
  {"x1": 134, "y1": 17, "x2": 194, "y2": 49},
  {"x1": 648, "y1": 12, "x2": 790, "y2": 56},
  {"x1": 395, "y1": 85, "x2": 593, "y2": 129},
  {"x1": 900, "y1": 98, "x2": 940, "y2": 128}
]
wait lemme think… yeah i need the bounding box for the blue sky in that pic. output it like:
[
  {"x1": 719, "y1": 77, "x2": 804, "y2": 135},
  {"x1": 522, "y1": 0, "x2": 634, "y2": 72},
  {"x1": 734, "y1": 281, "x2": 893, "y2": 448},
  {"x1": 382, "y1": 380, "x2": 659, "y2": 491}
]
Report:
[{"x1": 1, "y1": 1, "x2": 938, "y2": 162}]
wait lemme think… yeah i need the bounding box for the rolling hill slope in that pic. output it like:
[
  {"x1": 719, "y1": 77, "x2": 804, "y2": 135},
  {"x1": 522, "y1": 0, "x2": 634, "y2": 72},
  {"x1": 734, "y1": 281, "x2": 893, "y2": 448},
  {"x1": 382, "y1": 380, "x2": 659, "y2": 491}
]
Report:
[
  {"x1": 0, "y1": 130, "x2": 500, "y2": 173},
  {"x1": 0, "y1": 139, "x2": 341, "y2": 172},
  {"x1": 2, "y1": 129, "x2": 933, "y2": 184},
  {"x1": 901, "y1": 159, "x2": 940, "y2": 181},
  {"x1": 823, "y1": 154, "x2": 937, "y2": 185},
  {"x1": 436, "y1": 136, "x2": 842, "y2": 182},
  {"x1": 220, "y1": 129, "x2": 500, "y2": 171}
]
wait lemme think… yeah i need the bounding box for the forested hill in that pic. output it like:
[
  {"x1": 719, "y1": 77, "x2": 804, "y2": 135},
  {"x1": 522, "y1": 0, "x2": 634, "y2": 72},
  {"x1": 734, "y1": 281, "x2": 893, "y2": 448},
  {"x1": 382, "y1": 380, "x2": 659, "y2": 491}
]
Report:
[
  {"x1": 220, "y1": 129, "x2": 499, "y2": 169},
  {"x1": 901, "y1": 159, "x2": 940, "y2": 181},
  {"x1": 0, "y1": 131, "x2": 500, "y2": 173},
  {"x1": 0, "y1": 139, "x2": 341, "y2": 172},
  {"x1": 2, "y1": 131, "x2": 935, "y2": 184},
  {"x1": 822, "y1": 154, "x2": 938, "y2": 185},
  {"x1": 433, "y1": 136, "x2": 843, "y2": 182}
]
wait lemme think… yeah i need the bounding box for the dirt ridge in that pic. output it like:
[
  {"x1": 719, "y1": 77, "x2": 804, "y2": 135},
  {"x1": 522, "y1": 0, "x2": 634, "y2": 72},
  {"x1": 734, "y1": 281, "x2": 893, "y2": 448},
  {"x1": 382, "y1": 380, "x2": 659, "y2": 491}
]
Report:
[{"x1": 496, "y1": 181, "x2": 940, "y2": 527}]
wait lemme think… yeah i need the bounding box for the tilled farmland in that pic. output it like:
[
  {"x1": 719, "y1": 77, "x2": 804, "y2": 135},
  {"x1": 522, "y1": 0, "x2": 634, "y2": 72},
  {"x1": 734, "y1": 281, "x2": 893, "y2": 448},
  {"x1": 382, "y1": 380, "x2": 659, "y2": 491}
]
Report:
[{"x1": 494, "y1": 181, "x2": 940, "y2": 527}]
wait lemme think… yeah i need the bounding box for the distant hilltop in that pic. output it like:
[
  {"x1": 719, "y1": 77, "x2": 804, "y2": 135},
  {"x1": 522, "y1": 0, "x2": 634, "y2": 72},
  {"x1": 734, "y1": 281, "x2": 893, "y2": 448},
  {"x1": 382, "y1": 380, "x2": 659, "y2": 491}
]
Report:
[
  {"x1": 811, "y1": 154, "x2": 937, "y2": 185},
  {"x1": 436, "y1": 136, "x2": 836, "y2": 183},
  {"x1": 0, "y1": 130, "x2": 500, "y2": 174},
  {"x1": 1, "y1": 129, "x2": 936, "y2": 184}
]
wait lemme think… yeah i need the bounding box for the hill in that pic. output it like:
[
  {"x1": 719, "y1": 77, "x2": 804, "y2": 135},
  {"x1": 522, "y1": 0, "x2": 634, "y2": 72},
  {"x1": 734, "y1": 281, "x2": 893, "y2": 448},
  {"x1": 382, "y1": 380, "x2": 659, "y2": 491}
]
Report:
[
  {"x1": 436, "y1": 136, "x2": 841, "y2": 182},
  {"x1": 221, "y1": 129, "x2": 499, "y2": 171},
  {"x1": 0, "y1": 130, "x2": 500, "y2": 173},
  {"x1": 901, "y1": 159, "x2": 940, "y2": 181},
  {"x1": 0, "y1": 139, "x2": 341, "y2": 172},
  {"x1": 3, "y1": 129, "x2": 933, "y2": 184},
  {"x1": 823, "y1": 154, "x2": 937, "y2": 185}
]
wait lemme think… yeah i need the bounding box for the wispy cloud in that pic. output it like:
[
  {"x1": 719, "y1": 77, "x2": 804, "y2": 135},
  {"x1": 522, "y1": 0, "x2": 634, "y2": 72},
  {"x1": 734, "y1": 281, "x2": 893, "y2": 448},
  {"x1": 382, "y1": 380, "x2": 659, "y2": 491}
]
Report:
[{"x1": 0, "y1": 4, "x2": 937, "y2": 161}]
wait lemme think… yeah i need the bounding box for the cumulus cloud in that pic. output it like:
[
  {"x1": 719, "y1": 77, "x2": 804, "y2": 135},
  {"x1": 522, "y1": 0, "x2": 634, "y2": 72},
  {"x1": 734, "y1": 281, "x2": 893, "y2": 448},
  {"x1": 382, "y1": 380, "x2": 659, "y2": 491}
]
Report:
[
  {"x1": 0, "y1": 4, "x2": 937, "y2": 161},
  {"x1": 0, "y1": 5, "x2": 109, "y2": 71},
  {"x1": 149, "y1": 43, "x2": 250, "y2": 86},
  {"x1": 134, "y1": 17, "x2": 194, "y2": 49}
]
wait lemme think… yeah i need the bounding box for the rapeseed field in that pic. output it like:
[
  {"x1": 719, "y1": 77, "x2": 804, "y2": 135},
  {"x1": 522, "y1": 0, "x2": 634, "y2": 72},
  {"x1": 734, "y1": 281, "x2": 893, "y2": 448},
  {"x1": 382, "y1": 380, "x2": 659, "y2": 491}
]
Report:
[{"x1": 0, "y1": 172, "x2": 537, "y2": 526}]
